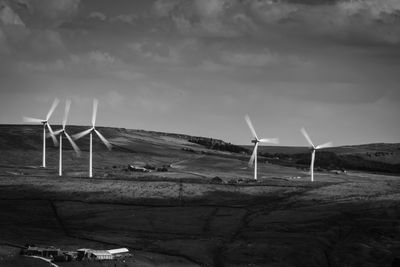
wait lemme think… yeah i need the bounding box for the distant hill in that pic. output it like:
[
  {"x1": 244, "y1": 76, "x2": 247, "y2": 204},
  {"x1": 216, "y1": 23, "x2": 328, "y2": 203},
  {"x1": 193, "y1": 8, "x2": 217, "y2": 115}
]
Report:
[
  {"x1": 138, "y1": 129, "x2": 248, "y2": 154},
  {"x1": 1, "y1": 125, "x2": 399, "y2": 175},
  {"x1": 242, "y1": 145, "x2": 309, "y2": 155},
  {"x1": 0, "y1": 124, "x2": 248, "y2": 155},
  {"x1": 249, "y1": 144, "x2": 400, "y2": 174}
]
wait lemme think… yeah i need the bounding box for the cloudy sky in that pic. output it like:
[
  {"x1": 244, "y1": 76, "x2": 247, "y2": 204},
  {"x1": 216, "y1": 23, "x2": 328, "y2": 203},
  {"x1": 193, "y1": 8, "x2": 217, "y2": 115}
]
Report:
[{"x1": 0, "y1": 0, "x2": 399, "y2": 146}]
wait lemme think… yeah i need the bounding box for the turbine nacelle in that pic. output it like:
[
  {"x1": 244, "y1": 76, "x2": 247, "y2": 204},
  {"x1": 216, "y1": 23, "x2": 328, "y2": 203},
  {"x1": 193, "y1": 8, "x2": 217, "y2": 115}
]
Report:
[{"x1": 23, "y1": 98, "x2": 60, "y2": 147}]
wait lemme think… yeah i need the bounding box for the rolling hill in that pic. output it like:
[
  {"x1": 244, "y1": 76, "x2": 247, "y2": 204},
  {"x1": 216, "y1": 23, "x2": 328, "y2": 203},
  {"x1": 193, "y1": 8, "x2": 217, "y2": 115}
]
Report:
[
  {"x1": 0, "y1": 124, "x2": 400, "y2": 266},
  {"x1": 245, "y1": 144, "x2": 400, "y2": 174},
  {"x1": 1, "y1": 124, "x2": 399, "y2": 175}
]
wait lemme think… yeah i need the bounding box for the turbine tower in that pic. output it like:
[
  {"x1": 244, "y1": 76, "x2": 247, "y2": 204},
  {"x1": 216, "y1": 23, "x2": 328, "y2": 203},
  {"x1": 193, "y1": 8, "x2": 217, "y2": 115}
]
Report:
[
  {"x1": 72, "y1": 99, "x2": 112, "y2": 178},
  {"x1": 23, "y1": 98, "x2": 60, "y2": 168},
  {"x1": 53, "y1": 99, "x2": 81, "y2": 176},
  {"x1": 300, "y1": 128, "x2": 332, "y2": 182},
  {"x1": 245, "y1": 115, "x2": 279, "y2": 180}
]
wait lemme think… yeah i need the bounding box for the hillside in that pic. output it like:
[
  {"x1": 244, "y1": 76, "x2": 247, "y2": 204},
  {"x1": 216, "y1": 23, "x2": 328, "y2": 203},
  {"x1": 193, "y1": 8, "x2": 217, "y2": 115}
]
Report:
[
  {"x1": 246, "y1": 144, "x2": 400, "y2": 174},
  {"x1": 1, "y1": 124, "x2": 400, "y2": 266},
  {"x1": 1, "y1": 125, "x2": 400, "y2": 175},
  {"x1": 0, "y1": 124, "x2": 247, "y2": 154},
  {"x1": 0, "y1": 124, "x2": 257, "y2": 182}
]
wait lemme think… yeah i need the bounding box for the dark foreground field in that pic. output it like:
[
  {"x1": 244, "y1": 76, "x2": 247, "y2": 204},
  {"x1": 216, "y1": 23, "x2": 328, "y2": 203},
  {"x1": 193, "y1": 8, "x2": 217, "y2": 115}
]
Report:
[{"x1": 0, "y1": 125, "x2": 399, "y2": 266}]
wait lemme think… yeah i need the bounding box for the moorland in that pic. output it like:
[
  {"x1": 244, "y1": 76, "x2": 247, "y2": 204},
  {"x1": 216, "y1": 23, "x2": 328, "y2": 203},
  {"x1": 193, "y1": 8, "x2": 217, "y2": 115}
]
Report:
[{"x1": 0, "y1": 125, "x2": 399, "y2": 267}]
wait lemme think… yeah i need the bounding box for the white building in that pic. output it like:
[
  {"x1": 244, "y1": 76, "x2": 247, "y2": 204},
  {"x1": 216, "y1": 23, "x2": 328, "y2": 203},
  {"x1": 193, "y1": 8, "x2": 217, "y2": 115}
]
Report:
[
  {"x1": 90, "y1": 250, "x2": 113, "y2": 260},
  {"x1": 77, "y1": 247, "x2": 129, "y2": 261},
  {"x1": 107, "y1": 248, "x2": 129, "y2": 255}
]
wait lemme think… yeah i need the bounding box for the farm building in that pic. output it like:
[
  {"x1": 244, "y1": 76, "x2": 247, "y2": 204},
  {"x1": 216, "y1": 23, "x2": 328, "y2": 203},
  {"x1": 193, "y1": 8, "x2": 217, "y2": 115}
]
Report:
[
  {"x1": 77, "y1": 248, "x2": 128, "y2": 260},
  {"x1": 21, "y1": 245, "x2": 62, "y2": 258},
  {"x1": 21, "y1": 245, "x2": 130, "y2": 262},
  {"x1": 107, "y1": 248, "x2": 129, "y2": 258},
  {"x1": 90, "y1": 250, "x2": 113, "y2": 260},
  {"x1": 128, "y1": 165, "x2": 151, "y2": 172}
]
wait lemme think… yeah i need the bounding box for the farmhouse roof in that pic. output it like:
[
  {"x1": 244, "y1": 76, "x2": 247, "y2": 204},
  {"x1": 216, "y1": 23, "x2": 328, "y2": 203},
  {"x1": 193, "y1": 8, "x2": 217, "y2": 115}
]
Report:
[{"x1": 107, "y1": 248, "x2": 129, "y2": 254}]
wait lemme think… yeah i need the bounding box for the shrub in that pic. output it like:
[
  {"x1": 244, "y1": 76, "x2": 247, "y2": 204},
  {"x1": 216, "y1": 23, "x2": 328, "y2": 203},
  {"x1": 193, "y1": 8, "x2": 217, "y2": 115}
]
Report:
[
  {"x1": 211, "y1": 176, "x2": 223, "y2": 184},
  {"x1": 144, "y1": 164, "x2": 156, "y2": 170}
]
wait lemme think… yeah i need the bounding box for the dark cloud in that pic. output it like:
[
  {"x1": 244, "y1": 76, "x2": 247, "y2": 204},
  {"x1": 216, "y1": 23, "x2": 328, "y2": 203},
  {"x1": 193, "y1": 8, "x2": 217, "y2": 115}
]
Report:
[
  {"x1": 0, "y1": 1, "x2": 25, "y2": 26},
  {"x1": 281, "y1": 0, "x2": 338, "y2": 4},
  {"x1": 149, "y1": 0, "x2": 400, "y2": 45},
  {"x1": 4, "y1": 0, "x2": 81, "y2": 27}
]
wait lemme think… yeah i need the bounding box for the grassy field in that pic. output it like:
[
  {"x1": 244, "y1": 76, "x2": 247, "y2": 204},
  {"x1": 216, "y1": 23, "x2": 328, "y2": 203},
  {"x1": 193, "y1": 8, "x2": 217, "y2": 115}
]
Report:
[{"x1": 0, "y1": 125, "x2": 399, "y2": 266}]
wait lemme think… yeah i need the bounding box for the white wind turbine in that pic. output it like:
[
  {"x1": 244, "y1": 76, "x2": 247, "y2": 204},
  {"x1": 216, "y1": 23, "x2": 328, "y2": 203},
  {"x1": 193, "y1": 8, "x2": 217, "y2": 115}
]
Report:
[
  {"x1": 300, "y1": 128, "x2": 333, "y2": 182},
  {"x1": 23, "y1": 98, "x2": 60, "y2": 168},
  {"x1": 53, "y1": 99, "x2": 81, "y2": 176},
  {"x1": 72, "y1": 99, "x2": 112, "y2": 178},
  {"x1": 245, "y1": 115, "x2": 279, "y2": 180}
]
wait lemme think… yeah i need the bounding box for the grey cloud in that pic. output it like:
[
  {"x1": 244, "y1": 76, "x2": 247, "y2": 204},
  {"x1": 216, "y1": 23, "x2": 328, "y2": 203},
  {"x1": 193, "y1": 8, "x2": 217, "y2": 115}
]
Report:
[
  {"x1": 87, "y1": 12, "x2": 138, "y2": 25},
  {"x1": 109, "y1": 14, "x2": 137, "y2": 24},
  {"x1": 219, "y1": 49, "x2": 308, "y2": 68},
  {"x1": 150, "y1": 0, "x2": 400, "y2": 45},
  {"x1": 11, "y1": 0, "x2": 81, "y2": 27},
  {"x1": 172, "y1": 14, "x2": 241, "y2": 37},
  {"x1": 0, "y1": 25, "x2": 66, "y2": 60},
  {"x1": 0, "y1": 1, "x2": 25, "y2": 26},
  {"x1": 28, "y1": 0, "x2": 80, "y2": 20},
  {"x1": 290, "y1": 83, "x2": 389, "y2": 104},
  {"x1": 29, "y1": 30, "x2": 65, "y2": 56},
  {"x1": 247, "y1": 81, "x2": 396, "y2": 105},
  {"x1": 152, "y1": 0, "x2": 180, "y2": 17},
  {"x1": 127, "y1": 38, "x2": 203, "y2": 65},
  {"x1": 337, "y1": 0, "x2": 400, "y2": 18},
  {"x1": 88, "y1": 11, "x2": 106, "y2": 21},
  {"x1": 152, "y1": 0, "x2": 245, "y2": 37},
  {"x1": 19, "y1": 50, "x2": 119, "y2": 73},
  {"x1": 246, "y1": 0, "x2": 400, "y2": 45}
]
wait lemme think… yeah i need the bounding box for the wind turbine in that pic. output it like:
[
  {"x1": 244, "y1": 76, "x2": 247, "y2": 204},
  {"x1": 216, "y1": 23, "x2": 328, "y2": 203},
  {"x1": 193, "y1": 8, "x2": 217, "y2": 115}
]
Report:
[
  {"x1": 53, "y1": 99, "x2": 81, "y2": 176},
  {"x1": 72, "y1": 99, "x2": 112, "y2": 178},
  {"x1": 300, "y1": 128, "x2": 332, "y2": 182},
  {"x1": 23, "y1": 98, "x2": 60, "y2": 168},
  {"x1": 245, "y1": 115, "x2": 279, "y2": 180}
]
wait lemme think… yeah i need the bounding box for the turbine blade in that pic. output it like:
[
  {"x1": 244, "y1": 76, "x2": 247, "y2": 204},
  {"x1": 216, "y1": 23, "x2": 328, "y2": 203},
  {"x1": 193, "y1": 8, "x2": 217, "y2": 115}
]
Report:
[
  {"x1": 46, "y1": 123, "x2": 59, "y2": 146},
  {"x1": 316, "y1": 141, "x2": 333, "y2": 150},
  {"x1": 72, "y1": 128, "x2": 92, "y2": 140},
  {"x1": 301, "y1": 127, "x2": 315, "y2": 148},
  {"x1": 62, "y1": 99, "x2": 71, "y2": 129},
  {"x1": 245, "y1": 115, "x2": 258, "y2": 140},
  {"x1": 46, "y1": 123, "x2": 55, "y2": 135},
  {"x1": 46, "y1": 98, "x2": 60, "y2": 121},
  {"x1": 94, "y1": 129, "x2": 112, "y2": 150},
  {"x1": 23, "y1": 116, "x2": 44, "y2": 124},
  {"x1": 53, "y1": 129, "x2": 63, "y2": 136},
  {"x1": 92, "y1": 98, "x2": 98, "y2": 127},
  {"x1": 259, "y1": 138, "x2": 279, "y2": 144},
  {"x1": 248, "y1": 143, "x2": 258, "y2": 167},
  {"x1": 64, "y1": 132, "x2": 81, "y2": 156}
]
